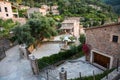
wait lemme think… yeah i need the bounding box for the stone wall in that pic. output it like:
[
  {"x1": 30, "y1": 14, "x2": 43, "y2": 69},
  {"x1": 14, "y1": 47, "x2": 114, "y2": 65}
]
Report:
[
  {"x1": 0, "y1": 48, "x2": 6, "y2": 61},
  {"x1": 85, "y1": 23, "x2": 120, "y2": 67}
]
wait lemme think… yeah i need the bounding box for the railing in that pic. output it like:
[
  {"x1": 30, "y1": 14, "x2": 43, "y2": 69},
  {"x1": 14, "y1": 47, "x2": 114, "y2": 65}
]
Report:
[{"x1": 38, "y1": 61, "x2": 59, "y2": 80}]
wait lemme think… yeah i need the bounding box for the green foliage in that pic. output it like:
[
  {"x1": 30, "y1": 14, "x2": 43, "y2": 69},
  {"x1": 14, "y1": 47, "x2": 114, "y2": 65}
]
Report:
[
  {"x1": 0, "y1": 19, "x2": 17, "y2": 38},
  {"x1": 37, "y1": 45, "x2": 83, "y2": 69},
  {"x1": 12, "y1": 13, "x2": 57, "y2": 45},
  {"x1": 18, "y1": 9, "x2": 27, "y2": 17},
  {"x1": 12, "y1": 24, "x2": 35, "y2": 46},
  {"x1": 69, "y1": 36, "x2": 76, "y2": 42},
  {"x1": 28, "y1": 13, "x2": 58, "y2": 41},
  {"x1": 79, "y1": 34, "x2": 86, "y2": 44},
  {"x1": 71, "y1": 68, "x2": 114, "y2": 80},
  {"x1": 57, "y1": 0, "x2": 118, "y2": 27},
  {"x1": 102, "y1": 0, "x2": 120, "y2": 14}
]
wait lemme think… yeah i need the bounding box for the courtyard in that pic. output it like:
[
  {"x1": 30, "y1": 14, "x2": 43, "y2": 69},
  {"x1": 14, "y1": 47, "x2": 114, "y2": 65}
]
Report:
[{"x1": 0, "y1": 34, "x2": 104, "y2": 80}]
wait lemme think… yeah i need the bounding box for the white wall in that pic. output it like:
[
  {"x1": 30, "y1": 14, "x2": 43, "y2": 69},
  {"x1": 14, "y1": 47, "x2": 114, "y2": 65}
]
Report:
[{"x1": 0, "y1": 1, "x2": 13, "y2": 19}]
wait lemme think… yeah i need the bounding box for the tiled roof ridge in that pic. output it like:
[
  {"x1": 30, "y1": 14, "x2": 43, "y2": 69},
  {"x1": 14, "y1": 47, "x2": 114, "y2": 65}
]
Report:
[{"x1": 85, "y1": 22, "x2": 120, "y2": 30}]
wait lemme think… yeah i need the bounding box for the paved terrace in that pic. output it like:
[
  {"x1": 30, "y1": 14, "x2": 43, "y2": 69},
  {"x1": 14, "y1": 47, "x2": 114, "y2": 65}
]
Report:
[
  {"x1": 0, "y1": 45, "x2": 39, "y2": 80},
  {"x1": 30, "y1": 34, "x2": 79, "y2": 59},
  {"x1": 101, "y1": 67, "x2": 120, "y2": 80}
]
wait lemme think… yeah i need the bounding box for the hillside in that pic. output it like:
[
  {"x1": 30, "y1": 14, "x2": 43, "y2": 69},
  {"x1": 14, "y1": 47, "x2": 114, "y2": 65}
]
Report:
[
  {"x1": 9, "y1": 0, "x2": 118, "y2": 27},
  {"x1": 101, "y1": 0, "x2": 120, "y2": 14},
  {"x1": 57, "y1": 0, "x2": 118, "y2": 27}
]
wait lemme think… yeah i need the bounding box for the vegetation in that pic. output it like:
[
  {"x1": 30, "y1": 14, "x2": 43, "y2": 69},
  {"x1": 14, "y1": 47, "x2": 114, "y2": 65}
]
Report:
[
  {"x1": 58, "y1": 0, "x2": 118, "y2": 27},
  {"x1": 18, "y1": 9, "x2": 27, "y2": 17},
  {"x1": 71, "y1": 68, "x2": 114, "y2": 80},
  {"x1": 12, "y1": 24, "x2": 35, "y2": 45},
  {"x1": 37, "y1": 34, "x2": 85, "y2": 69},
  {"x1": 12, "y1": 13, "x2": 57, "y2": 46},
  {"x1": 0, "y1": 19, "x2": 17, "y2": 39},
  {"x1": 37, "y1": 45, "x2": 83, "y2": 69},
  {"x1": 9, "y1": 0, "x2": 118, "y2": 27},
  {"x1": 102, "y1": 0, "x2": 120, "y2": 14},
  {"x1": 79, "y1": 34, "x2": 86, "y2": 44}
]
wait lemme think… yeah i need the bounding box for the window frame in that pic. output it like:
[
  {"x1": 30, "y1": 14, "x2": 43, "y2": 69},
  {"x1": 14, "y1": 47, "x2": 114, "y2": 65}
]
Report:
[
  {"x1": 112, "y1": 35, "x2": 118, "y2": 43},
  {"x1": 4, "y1": 7, "x2": 8, "y2": 12}
]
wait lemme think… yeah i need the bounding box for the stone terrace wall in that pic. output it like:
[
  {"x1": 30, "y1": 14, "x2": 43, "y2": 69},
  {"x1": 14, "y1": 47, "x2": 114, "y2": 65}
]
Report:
[{"x1": 85, "y1": 23, "x2": 120, "y2": 67}]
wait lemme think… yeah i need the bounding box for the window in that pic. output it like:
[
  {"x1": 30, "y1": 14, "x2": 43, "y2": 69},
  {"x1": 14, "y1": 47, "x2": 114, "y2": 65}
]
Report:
[
  {"x1": 6, "y1": 14, "x2": 9, "y2": 17},
  {"x1": 5, "y1": 7, "x2": 8, "y2": 12},
  {"x1": 112, "y1": 35, "x2": 118, "y2": 43}
]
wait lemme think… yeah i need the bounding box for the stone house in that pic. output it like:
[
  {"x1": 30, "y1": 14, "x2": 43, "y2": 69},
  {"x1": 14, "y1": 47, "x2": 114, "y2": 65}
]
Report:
[
  {"x1": 27, "y1": 7, "x2": 47, "y2": 18},
  {"x1": 60, "y1": 17, "x2": 80, "y2": 38},
  {"x1": 0, "y1": 0, "x2": 14, "y2": 19},
  {"x1": 27, "y1": 8, "x2": 40, "y2": 18},
  {"x1": 85, "y1": 22, "x2": 120, "y2": 69},
  {"x1": 19, "y1": 5, "x2": 30, "y2": 10},
  {"x1": 51, "y1": 5, "x2": 59, "y2": 15}
]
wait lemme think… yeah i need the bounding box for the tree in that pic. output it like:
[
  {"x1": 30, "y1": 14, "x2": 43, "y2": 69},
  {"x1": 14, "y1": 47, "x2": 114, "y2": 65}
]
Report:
[
  {"x1": 79, "y1": 34, "x2": 86, "y2": 44},
  {"x1": 29, "y1": 0, "x2": 34, "y2": 7},
  {"x1": 0, "y1": 19, "x2": 17, "y2": 38},
  {"x1": 13, "y1": 24, "x2": 35, "y2": 46},
  {"x1": 28, "y1": 13, "x2": 57, "y2": 41},
  {"x1": 16, "y1": 0, "x2": 22, "y2": 5}
]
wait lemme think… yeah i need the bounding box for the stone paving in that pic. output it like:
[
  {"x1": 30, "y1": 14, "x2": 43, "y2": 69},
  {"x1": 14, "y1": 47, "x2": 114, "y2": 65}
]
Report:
[
  {"x1": 0, "y1": 38, "x2": 104, "y2": 80},
  {"x1": 56, "y1": 57, "x2": 103, "y2": 79},
  {"x1": 101, "y1": 67, "x2": 120, "y2": 80},
  {"x1": 0, "y1": 45, "x2": 39, "y2": 80},
  {"x1": 30, "y1": 34, "x2": 79, "y2": 59},
  {"x1": 30, "y1": 43, "x2": 61, "y2": 59}
]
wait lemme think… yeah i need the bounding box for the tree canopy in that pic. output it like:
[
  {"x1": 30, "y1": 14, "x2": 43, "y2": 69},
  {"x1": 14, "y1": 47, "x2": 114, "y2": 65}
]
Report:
[
  {"x1": 0, "y1": 19, "x2": 17, "y2": 39},
  {"x1": 13, "y1": 13, "x2": 57, "y2": 46}
]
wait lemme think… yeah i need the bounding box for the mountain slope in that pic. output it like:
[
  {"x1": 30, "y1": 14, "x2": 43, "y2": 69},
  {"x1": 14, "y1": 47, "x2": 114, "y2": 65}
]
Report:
[{"x1": 101, "y1": 0, "x2": 120, "y2": 14}]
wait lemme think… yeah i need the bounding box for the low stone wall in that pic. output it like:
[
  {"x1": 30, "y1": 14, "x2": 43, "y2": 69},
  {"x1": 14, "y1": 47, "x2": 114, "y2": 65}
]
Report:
[
  {"x1": 0, "y1": 51, "x2": 6, "y2": 61},
  {"x1": 101, "y1": 67, "x2": 120, "y2": 80},
  {"x1": 27, "y1": 44, "x2": 35, "y2": 53}
]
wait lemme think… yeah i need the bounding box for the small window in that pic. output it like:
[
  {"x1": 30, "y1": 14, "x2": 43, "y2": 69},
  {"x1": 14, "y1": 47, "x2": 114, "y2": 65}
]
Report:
[
  {"x1": 112, "y1": 35, "x2": 118, "y2": 43},
  {"x1": 5, "y1": 7, "x2": 8, "y2": 12},
  {"x1": 6, "y1": 14, "x2": 9, "y2": 17}
]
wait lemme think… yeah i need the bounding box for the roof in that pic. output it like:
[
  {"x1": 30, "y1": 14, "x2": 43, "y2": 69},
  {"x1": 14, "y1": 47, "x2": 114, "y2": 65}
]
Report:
[
  {"x1": 85, "y1": 22, "x2": 120, "y2": 31},
  {"x1": 62, "y1": 20, "x2": 76, "y2": 23},
  {"x1": 0, "y1": 0, "x2": 11, "y2": 4},
  {"x1": 28, "y1": 8, "x2": 40, "y2": 11},
  {"x1": 60, "y1": 26, "x2": 73, "y2": 29}
]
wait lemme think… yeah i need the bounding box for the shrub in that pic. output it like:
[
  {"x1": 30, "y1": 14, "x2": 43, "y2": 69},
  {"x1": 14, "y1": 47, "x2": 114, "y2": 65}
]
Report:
[
  {"x1": 37, "y1": 45, "x2": 83, "y2": 69},
  {"x1": 71, "y1": 68, "x2": 114, "y2": 80},
  {"x1": 79, "y1": 34, "x2": 86, "y2": 44}
]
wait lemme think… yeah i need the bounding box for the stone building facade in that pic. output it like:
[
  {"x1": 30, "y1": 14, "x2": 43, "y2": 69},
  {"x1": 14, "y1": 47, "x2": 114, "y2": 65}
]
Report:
[
  {"x1": 60, "y1": 17, "x2": 80, "y2": 38},
  {"x1": 85, "y1": 22, "x2": 120, "y2": 69},
  {"x1": 0, "y1": 0, "x2": 18, "y2": 19},
  {"x1": 0, "y1": 0, "x2": 13, "y2": 19},
  {"x1": 51, "y1": 5, "x2": 59, "y2": 15}
]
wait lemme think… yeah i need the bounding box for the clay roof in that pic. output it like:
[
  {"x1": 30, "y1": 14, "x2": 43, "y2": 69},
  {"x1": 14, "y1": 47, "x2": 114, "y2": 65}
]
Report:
[{"x1": 85, "y1": 22, "x2": 120, "y2": 30}]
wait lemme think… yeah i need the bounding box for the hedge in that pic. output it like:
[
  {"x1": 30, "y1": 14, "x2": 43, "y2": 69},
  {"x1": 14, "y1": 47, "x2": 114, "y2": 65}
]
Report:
[{"x1": 37, "y1": 44, "x2": 83, "y2": 69}]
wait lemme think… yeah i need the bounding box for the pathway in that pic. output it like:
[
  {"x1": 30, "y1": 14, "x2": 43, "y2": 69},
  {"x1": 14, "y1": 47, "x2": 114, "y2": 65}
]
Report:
[
  {"x1": 56, "y1": 57, "x2": 103, "y2": 79},
  {"x1": 0, "y1": 45, "x2": 39, "y2": 80}
]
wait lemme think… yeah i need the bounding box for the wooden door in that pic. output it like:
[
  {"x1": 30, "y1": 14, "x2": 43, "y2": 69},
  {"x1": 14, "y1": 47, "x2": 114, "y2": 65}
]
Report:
[{"x1": 93, "y1": 52, "x2": 110, "y2": 68}]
